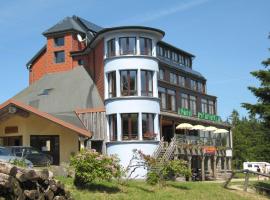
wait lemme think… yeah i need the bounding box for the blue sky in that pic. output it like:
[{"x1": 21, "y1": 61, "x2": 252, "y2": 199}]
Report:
[{"x1": 0, "y1": 0, "x2": 269, "y2": 120}]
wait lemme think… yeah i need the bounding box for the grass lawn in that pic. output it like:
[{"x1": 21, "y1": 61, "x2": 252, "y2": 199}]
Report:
[{"x1": 56, "y1": 177, "x2": 263, "y2": 200}]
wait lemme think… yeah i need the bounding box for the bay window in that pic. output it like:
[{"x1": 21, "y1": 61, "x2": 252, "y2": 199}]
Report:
[
  {"x1": 201, "y1": 98, "x2": 208, "y2": 113},
  {"x1": 181, "y1": 93, "x2": 189, "y2": 109},
  {"x1": 108, "y1": 71, "x2": 116, "y2": 98},
  {"x1": 140, "y1": 37, "x2": 152, "y2": 56},
  {"x1": 159, "y1": 69, "x2": 165, "y2": 80},
  {"x1": 158, "y1": 87, "x2": 166, "y2": 109},
  {"x1": 142, "y1": 113, "x2": 155, "y2": 140},
  {"x1": 190, "y1": 95, "x2": 197, "y2": 115},
  {"x1": 198, "y1": 82, "x2": 204, "y2": 93},
  {"x1": 209, "y1": 100, "x2": 215, "y2": 115},
  {"x1": 108, "y1": 114, "x2": 117, "y2": 141},
  {"x1": 178, "y1": 75, "x2": 185, "y2": 87},
  {"x1": 121, "y1": 113, "x2": 138, "y2": 140},
  {"x1": 107, "y1": 38, "x2": 115, "y2": 57},
  {"x1": 120, "y1": 70, "x2": 137, "y2": 96},
  {"x1": 169, "y1": 73, "x2": 177, "y2": 84},
  {"x1": 167, "y1": 89, "x2": 176, "y2": 111},
  {"x1": 190, "y1": 79, "x2": 197, "y2": 91},
  {"x1": 141, "y1": 70, "x2": 153, "y2": 96},
  {"x1": 119, "y1": 37, "x2": 136, "y2": 55}
]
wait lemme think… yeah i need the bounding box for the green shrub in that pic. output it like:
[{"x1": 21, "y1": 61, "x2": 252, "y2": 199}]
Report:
[
  {"x1": 70, "y1": 149, "x2": 121, "y2": 187},
  {"x1": 146, "y1": 171, "x2": 159, "y2": 185},
  {"x1": 9, "y1": 158, "x2": 28, "y2": 168}
]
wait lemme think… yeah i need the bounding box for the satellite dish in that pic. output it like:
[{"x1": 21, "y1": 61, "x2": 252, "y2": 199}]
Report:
[{"x1": 77, "y1": 34, "x2": 84, "y2": 42}]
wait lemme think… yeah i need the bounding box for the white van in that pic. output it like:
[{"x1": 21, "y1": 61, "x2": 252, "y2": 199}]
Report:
[{"x1": 243, "y1": 162, "x2": 270, "y2": 173}]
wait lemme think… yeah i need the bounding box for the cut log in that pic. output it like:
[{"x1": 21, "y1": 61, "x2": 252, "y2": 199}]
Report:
[
  {"x1": 0, "y1": 173, "x2": 13, "y2": 188},
  {"x1": 0, "y1": 162, "x2": 17, "y2": 176},
  {"x1": 24, "y1": 190, "x2": 40, "y2": 200},
  {"x1": 53, "y1": 196, "x2": 66, "y2": 200},
  {"x1": 45, "y1": 189, "x2": 54, "y2": 200}
]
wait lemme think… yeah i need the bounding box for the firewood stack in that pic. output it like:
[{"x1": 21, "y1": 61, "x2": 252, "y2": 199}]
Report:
[{"x1": 0, "y1": 162, "x2": 73, "y2": 200}]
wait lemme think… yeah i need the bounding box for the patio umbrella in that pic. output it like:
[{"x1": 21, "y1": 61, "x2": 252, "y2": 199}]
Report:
[
  {"x1": 192, "y1": 125, "x2": 206, "y2": 131},
  {"x1": 213, "y1": 129, "x2": 229, "y2": 134},
  {"x1": 176, "y1": 123, "x2": 194, "y2": 130},
  {"x1": 205, "y1": 126, "x2": 217, "y2": 132}
]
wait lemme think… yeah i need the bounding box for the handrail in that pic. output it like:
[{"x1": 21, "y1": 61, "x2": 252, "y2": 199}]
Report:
[
  {"x1": 152, "y1": 137, "x2": 164, "y2": 159},
  {"x1": 162, "y1": 136, "x2": 176, "y2": 161}
]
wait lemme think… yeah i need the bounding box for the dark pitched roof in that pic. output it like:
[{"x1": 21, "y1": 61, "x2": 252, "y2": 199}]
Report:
[
  {"x1": 76, "y1": 16, "x2": 103, "y2": 33},
  {"x1": 26, "y1": 45, "x2": 46, "y2": 69},
  {"x1": 43, "y1": 15, "x2": 103, "y2": 36}
]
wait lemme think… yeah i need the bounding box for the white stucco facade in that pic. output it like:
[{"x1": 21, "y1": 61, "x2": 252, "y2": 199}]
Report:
[{"x1": 102, "y1": 28, "x2": 164, "y2": 178}]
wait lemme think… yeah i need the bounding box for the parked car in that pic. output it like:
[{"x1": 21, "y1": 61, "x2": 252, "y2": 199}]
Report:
[
  {"x1": 0, "y1": 146, "x2": 33, "y2": 168},
  {"x1": 7, "y1": 146, "x2": 53, "y2": 166}
]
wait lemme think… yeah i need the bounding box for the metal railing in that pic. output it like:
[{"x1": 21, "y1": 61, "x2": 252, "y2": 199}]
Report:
[
  {"x1": 152, "y1": 137, "x2": 165, "y2": 159},
  {"x1": 162, "y1": 136, "x2": 176, "y2": 161}
]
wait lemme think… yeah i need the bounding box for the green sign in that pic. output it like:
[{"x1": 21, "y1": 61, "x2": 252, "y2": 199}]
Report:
[
  {"x1": 178, "y1": 108, "x2": 221, "y2": 122},
  {"x1": 197, "y1": 112, "x2": 221, "y2": 122},
  {"x1": 178, "y1": 108, "x2": 192, "y2": 117}
]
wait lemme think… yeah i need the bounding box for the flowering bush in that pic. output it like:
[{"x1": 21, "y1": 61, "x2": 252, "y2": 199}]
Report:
[
  {"x1": 132, "y1": 149, "x2": 191, "y2": 185},
  {"x1": 70, "y1": 149, "x2": 121, "y2": 186}
]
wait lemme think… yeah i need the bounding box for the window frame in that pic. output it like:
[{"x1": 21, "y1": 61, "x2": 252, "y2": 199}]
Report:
[
  {"x1": 54, "y1": 37, "x2": 65, "y2": 47},
  {"x1": 141, "y1": 70, "x2": 153, "y2": 97},
  {"x1": 108, "y1": 114, "x2": 117, "y2": 141},
  {"x1": 54, "y1": 51, "x2": 65, "y2": 64},
  {"x1": 108, "y1": 71, "x2": 116, "y2": 98},
  {"x1": 119, "y1": 37, "x2": 137, "y2": 55},
  {"x1": 107, "y1": 38, "x2": 116, "y2": 57},
  {"x1": 121, "y1": 113, "x2": 139, "y2": 140},
  {"x1": 142, "y1": 113, "x2": 155, "y2": 140},
  {"x1": 139, "y1": 37, "x2": 152, "y2": 56},
  {"x1": 120, "y1": 70, "x2": 137, "y2": 96}
]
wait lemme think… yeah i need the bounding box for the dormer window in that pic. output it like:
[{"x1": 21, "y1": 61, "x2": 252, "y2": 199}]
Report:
[
  {"x1": 54, "y1": 51, "x2": 65, "y2": 63},
  {"x1": 54, "y1": 37, "x2": 64, "y2": 47}
]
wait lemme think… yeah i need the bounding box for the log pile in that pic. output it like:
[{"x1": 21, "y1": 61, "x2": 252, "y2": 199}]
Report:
[{"x1": 0, "y1": 162, "x2": 73, "y2": 200}]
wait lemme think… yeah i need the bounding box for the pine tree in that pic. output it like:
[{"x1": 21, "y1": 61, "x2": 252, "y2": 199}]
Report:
[{"x1": 242, "y1": 34, "x2": 270, "y2": 127}]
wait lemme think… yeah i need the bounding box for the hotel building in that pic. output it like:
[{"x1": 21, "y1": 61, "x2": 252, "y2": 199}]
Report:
[{"x1": 0, "y1": 16, "x2": 232, "y2": 180}]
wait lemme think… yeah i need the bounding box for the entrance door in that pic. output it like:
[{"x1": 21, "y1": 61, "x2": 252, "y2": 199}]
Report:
[
  {"x1": 161, "y1": 119, "x2": 174, "y2": 142},
  {"x1": 30, "y1": 135, "x2": 60, "y2": 165}
]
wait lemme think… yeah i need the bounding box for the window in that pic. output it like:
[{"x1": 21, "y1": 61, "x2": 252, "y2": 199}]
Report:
[
  {"x1": 164, "y1": 49, "x2": 170, "y2": 59},
  {"x1": 169, "y1": 73, "x2": 177, "y2": 84},
  {"x1": 201, "y1": 99, "x2": 208, "y2": 113},
  {"x1": 54, "y1": 37, "x2": 64, "y2": 47},
  {"x1": 109, "y1": 115, "x2": 117, "y2": 141},
  {"x1": 159, "y1": 69, "x2": 165, "y2": 80},
  {"x1": 190, "y1": 79, "x2": 197, "y2": 91},
  {"x1": 190, "y1": 95, "x2": 197, "y2": 115},
  {"x1": 209, "y1": 100, "x2": 215, "y2": 115},
  {"x1": 141, "y1": 70, "x2": 153, "y2": 96},
  {"x1": 54, "y1": 51, "x2": 65, "y2": 63},
  {"x1": 178, "y1": 76, "x2": 185, "y2": 87},
  {"x1": 158, "y1": 87, "x2": 166, "y2": 109},
  {"x1": 140, "y1": 37, "x2": 152, "y2": 56},
  {"x1": 181, "y1": 93, "x2": 189, "y2": 109},
  {"x1": 167, "y1": 89, "x2": 176, "y2": 111},
  {"x1": 198, "y1": 82, "x2": 204, "y2": 93},
  {"x1": 108, "y1": 71, "x2": 116, "y2": 98},
  {"x1": 120, "y1": 70, "x2": 137, "y2": 96},
  {"x1": 107, "y1": 38, "x2": 115, "y2": 57},
  {"x1": 172, "y1": 52, "x2": 178, "y2": 62},
  {"x1": 142, "y1": 113, "x2": 155, "y2": 140},
  {"x1": 122, "y1": 113, "x2": 138, "y2": 140},
  {"x1": 158, "y1": 46, "x2": 164, "y2": 56},
  {"x1": 119, "y1": 37, "x2": 136, "y2": 55}
]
